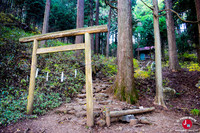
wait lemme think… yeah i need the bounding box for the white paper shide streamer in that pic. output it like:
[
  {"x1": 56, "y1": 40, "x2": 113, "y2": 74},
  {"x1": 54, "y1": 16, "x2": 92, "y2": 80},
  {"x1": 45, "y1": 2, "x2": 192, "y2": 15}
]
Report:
[
  {"x1": 61, "y1": 72, "x2": 64, "y2": 82},
  {"x1": 35, "y1": 68, "x2": 39, "y2": 78},
  {"x1": 75, "y1": 69, "x2": 77, "y2": 78},
  {"x1": 46, "y1": 72, "x2": 49, "y2": 81}
]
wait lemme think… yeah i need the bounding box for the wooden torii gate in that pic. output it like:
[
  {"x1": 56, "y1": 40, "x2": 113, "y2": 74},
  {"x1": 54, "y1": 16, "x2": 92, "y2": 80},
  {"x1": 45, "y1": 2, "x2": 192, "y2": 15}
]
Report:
[{"x1": 19, "y1": 25, "x2": 108, "y2": 127}]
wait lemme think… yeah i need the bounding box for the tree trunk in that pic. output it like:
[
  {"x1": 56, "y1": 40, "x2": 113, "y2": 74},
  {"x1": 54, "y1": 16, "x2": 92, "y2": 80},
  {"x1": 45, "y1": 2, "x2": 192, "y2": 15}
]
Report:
[
  {"x1": 95, "y1": 0, "x2": 100, "y2": 54},
  {"x1": 89, "y1": 0, "x2": 94, "y2": 52},
  {"x1": 195, "y1": 0, "x2": 200, "y2": 63},
  {"x1": 165, "y1": 0, "x2": 180, "y2": 71},
  {"x1": 112, "y1": 0, "x2": 138, "y2": 104},
  {"x1": 106, "y1": 7, "x2": 112, "y2": 57},
  {"x1": 41, "y1": 0, "x2": 51, "y2": 47},
  {"x1": 153, "y1": 0, "x2": 166, "y2": 107},
  {"x1": 75, "y1": 0, "x2": 84, "y2": 56}
]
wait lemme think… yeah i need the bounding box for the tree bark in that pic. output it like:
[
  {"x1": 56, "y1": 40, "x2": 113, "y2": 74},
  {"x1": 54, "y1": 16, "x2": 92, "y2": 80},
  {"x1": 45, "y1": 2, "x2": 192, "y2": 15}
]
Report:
[
  {"x1": 112, "y1": 0, "x2": 138, "y2": 104},
  {"x1": 165, "y1": 0, "x2": 180, "y2": 71},
  {"x1": 153, "y1": 0, "x2": 166, "y2": 107},
  {"x1": 95, "y1": 0, "x2": 100, "y2": 54},
  {"x1": 89, "y1": 0, "x2": 94, "y2": 52},
  {"x1": 195, "y1": 0, "x2": 200, "y2": 63},
  {"x1": 41, "y1": 0, "x2": 51, "y2": 47},
  {"x1": 106, "y1": 7, "x2": 112, "y2": 57},
  {"x1": 75, "y1": 0, "x2": 84, "y2": 56}
]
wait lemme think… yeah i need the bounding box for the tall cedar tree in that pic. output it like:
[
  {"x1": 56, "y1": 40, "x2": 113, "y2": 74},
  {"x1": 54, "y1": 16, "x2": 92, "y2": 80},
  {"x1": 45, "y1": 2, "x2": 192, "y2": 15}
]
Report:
[
  {"x1": 153, "y1": 0, "x2": 166, "y2": 107},
  {"x1": 106, "y1": 7, "x2": 112, "y2": 57},
  {"x1": 165, "y1": 0, "x2": 180, "y2": 71},
  {"x1": 89, "y1": 0, "x2": 94, "y2": 51},
  {"x1": 112, "y1": 0, "x2": 138, "y2": 104},
  {"x1": 195, "y1": 0, "x2": 200, "y2": 63},
  {"x1": 95, "y1": 0, "x2": 100, "y2": 54},
  {"x1": 41, "y1": 0, "x2": 51, "y2": 47},
  {"x1": 75, "y1": 0, "x2": 84, "y2": 56}
]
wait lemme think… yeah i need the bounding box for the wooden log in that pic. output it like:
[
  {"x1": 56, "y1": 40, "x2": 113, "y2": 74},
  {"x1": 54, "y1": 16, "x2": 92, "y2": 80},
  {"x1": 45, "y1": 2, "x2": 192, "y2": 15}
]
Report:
[
  {"x1": 19, "y1": 25, "x2": 108, "y2": 43},
  {"x1": 27, "y1": 39, "x2": 38, "y2": 114},
  {"x1": 85, "y1": 33, "x2": 94, "y2": 127},
  {"x1": 110, "y1": 107, "x2": 155, "y2": 117},
  {"x1": 106, "y1": 107, "x2": 111, "y2": 127},
  {"x1": 36, "y1": 43, "x2": 85, "y2": 54}
]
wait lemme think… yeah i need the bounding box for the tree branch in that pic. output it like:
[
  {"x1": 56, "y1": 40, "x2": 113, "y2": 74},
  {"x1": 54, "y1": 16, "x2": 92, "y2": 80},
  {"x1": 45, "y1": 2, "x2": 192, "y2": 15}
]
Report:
[
  {"x1": 161, "y1": 9, "x2": 199, "y2": 24},
  {"x1": 140, "y1": 0, "x2": 153, "y2": 11},
  {"x1": 105, "y1": 0, "x2": 118, "y2": 10}
]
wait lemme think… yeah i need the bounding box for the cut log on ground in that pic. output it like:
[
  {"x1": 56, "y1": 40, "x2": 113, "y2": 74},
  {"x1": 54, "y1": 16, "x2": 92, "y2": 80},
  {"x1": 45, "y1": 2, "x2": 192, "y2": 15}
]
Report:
[{"x1": 106, "y1": 107, "x2": 155, "y2": 126}]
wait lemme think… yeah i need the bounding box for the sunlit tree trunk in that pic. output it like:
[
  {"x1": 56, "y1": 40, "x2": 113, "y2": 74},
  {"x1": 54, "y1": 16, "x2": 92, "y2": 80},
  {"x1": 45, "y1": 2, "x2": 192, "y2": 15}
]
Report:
[
  {"x1": 106, "y1": 7, "x2": 112, "y2": 57},
  {"x1": 165, "y1": 0, "x2": 180, "y2": 71},
  {"x1": 75, "y1": 0, "x2": 84, "y2": 56},
  {"x1": 112, "y1": 0, "x2": 138, "y2": 104},
  {"x1": 95, "y1": 0, "x2": 100, "y2": 54},
  {"x1": 195, "y1": 0, "x2": 200, "y2": 63},
  {"x1": 41, "y1": 0, "x2": 51, "y2": 47},
  {"x1": 153, "y1": 0, "x2": 166, "y2": 107}
]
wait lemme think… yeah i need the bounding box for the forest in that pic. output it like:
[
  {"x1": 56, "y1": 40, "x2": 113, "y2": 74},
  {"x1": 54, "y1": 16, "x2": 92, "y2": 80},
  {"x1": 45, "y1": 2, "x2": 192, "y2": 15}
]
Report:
[{"x1": 0, "y1": 0, "x2": 200, "y2": 132}]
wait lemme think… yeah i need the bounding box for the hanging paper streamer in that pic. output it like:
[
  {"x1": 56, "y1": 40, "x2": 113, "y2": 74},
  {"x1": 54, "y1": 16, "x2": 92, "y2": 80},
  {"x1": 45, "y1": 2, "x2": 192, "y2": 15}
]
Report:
[
  {"x1": 75, "y1": 69, "x2": 77, "y2": 78},
  {"x1": 35, "y1": 68, "x2": 39, "y2": 78},
  {"x1": 61, "y1": 72, "x2": 64, "y2": 82},
  {"x1": 46, "y1": 72, "x2": 49, "y2": 81}
]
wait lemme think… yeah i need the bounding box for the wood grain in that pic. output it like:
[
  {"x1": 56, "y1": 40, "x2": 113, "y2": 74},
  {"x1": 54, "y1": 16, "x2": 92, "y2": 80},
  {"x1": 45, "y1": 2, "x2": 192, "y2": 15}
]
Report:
[
  {"x1": 19, "y1": 25, "x2": 108, "y2": 43},
  {"x1": 36, "y1": 43, "x2": 85, "y2": 54}
]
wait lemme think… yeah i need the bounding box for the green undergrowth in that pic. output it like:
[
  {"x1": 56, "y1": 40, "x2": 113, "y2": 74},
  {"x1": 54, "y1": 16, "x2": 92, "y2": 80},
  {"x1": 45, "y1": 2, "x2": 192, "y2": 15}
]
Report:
[
  {"x1": 0, "y1": 25, "x2": 117, "y2": 126},
  {"x1": 133, "y1": 59, "x2": 154, "y2": 79}
]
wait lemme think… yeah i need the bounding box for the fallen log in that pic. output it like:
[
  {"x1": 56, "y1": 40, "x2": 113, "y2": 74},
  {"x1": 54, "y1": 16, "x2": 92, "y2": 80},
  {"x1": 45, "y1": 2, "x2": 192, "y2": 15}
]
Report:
[
  {"x1": 110, "y1": 107, "x2": 155, "y2": 117},
  {"x1": 106, "y1": 107, "x2": 155, "y2": 126}
]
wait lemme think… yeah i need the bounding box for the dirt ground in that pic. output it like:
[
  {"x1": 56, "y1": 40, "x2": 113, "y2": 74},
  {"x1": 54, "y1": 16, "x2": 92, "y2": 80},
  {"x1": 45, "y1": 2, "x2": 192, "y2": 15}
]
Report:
[{"x1": 1, "y1": 68, "x2": 200, "y2": 133}]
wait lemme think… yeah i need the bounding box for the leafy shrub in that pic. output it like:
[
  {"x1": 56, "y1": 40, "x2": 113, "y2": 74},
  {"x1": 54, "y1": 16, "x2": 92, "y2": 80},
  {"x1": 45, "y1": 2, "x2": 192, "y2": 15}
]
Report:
[
  {"x1": 190, "y1": 109, "x2": 200, "y2": 116},
  {"x1": 187, "y1": 62, "x2": 200, "y2": 71}
]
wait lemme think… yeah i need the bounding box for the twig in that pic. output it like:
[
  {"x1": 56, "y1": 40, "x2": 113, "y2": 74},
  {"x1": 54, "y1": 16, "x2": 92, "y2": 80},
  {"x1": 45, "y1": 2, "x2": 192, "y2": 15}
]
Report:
[
  {"x1": 105, "y1": 0, "x2": 118, "y2": 10},
  {"x1": 158, "y1": 13, "x2": 166, "y2": 17},
  {"x1": 140, "y1": 0, "x2": 153, "y2": 11},
  {"x1": 160, "y1": 9, "x2": 199, "y2": 24}
]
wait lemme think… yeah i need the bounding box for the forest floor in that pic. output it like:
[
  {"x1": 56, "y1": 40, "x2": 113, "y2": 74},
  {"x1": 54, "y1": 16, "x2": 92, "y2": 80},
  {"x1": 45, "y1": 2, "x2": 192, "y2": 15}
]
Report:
[{"x1": 1, "y1": 68, "x2": 200, "y2": 133}]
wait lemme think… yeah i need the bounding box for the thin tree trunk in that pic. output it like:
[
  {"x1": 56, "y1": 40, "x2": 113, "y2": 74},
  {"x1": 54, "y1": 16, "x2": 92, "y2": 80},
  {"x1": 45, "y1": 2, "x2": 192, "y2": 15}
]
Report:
[
  {"x1": 112, "y1": 0, "x2": 138, "y2": 104},
  {"x1": 106, "y1": 7, "x2": 112, "y2": 57},
  {"x1": 195, "y1": 0, "x2": 200, "y2": 63},
  {"x1": 153, "y1": 0, "x2": 166, "y2": 107},
  {"x1": 89, "y1": 0, "x2": 94, "y2": 52},
  {"x1": 75, "y1": 0, "x2": 84, "y2": 56},
  {"x1": 165, "y1": 0, "x2": 180, "y2": 71},
  {"x1": 41, "y1": 0, "x2": 51, "y2": 47},
  {"x1": 95, "y1": 0, "x2": 100, "y2": 54}
]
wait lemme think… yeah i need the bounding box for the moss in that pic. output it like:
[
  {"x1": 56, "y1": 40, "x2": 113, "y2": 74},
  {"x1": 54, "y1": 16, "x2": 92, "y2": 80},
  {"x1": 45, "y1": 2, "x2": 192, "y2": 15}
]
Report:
[{"x1": 113, "y1": 78, "x2": 138, "y2": 104}]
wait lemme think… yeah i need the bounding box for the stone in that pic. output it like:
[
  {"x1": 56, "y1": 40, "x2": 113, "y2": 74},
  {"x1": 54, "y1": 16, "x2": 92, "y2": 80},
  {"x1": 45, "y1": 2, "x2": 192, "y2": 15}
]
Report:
[
  {"x1": 68, "y1": 110, "x2": 75, "y2": 114},
  {"x1": 96, "y1": 119, "x2": 106, "y2": 127},
  {"x1": 95, "y1": 87, "x2": 103, "y2": 93},
  {"x1": 79, "y1": 101, "x2": 86, "y2": 105},
  {"x1": 81, "y1": 89, "x2": 86, "y2": 94},
  {"x1": 73, "y1": 106, "x2": 83, "y2": 112},
  {"x1": 139, "y1": 117, "x2": 151, "y2": 124},
  {"x1": 77, "y1": 94, "x2": 86, "y2": 99},
  {"x1": 66, "y1": 106, "x2": 74, "y2": 111},
  {"x1": 120, "y1": 115, "x2": 135, "y2": 122},
  {"x1": 163, "y1": 87, "x2": 176, "y2": 100},
  {"x1": 130, "y1": 119, "x2": 138, "y2": 126},
  {"x1": 75, "y1": 111, "x2": 86, "y2": 118},
  {"x1": 98, "y1": 100, "x2": 111, "y2": 105},
  {"x1": 95, "y1": 93, "x2": 109, "y2": 100}
]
